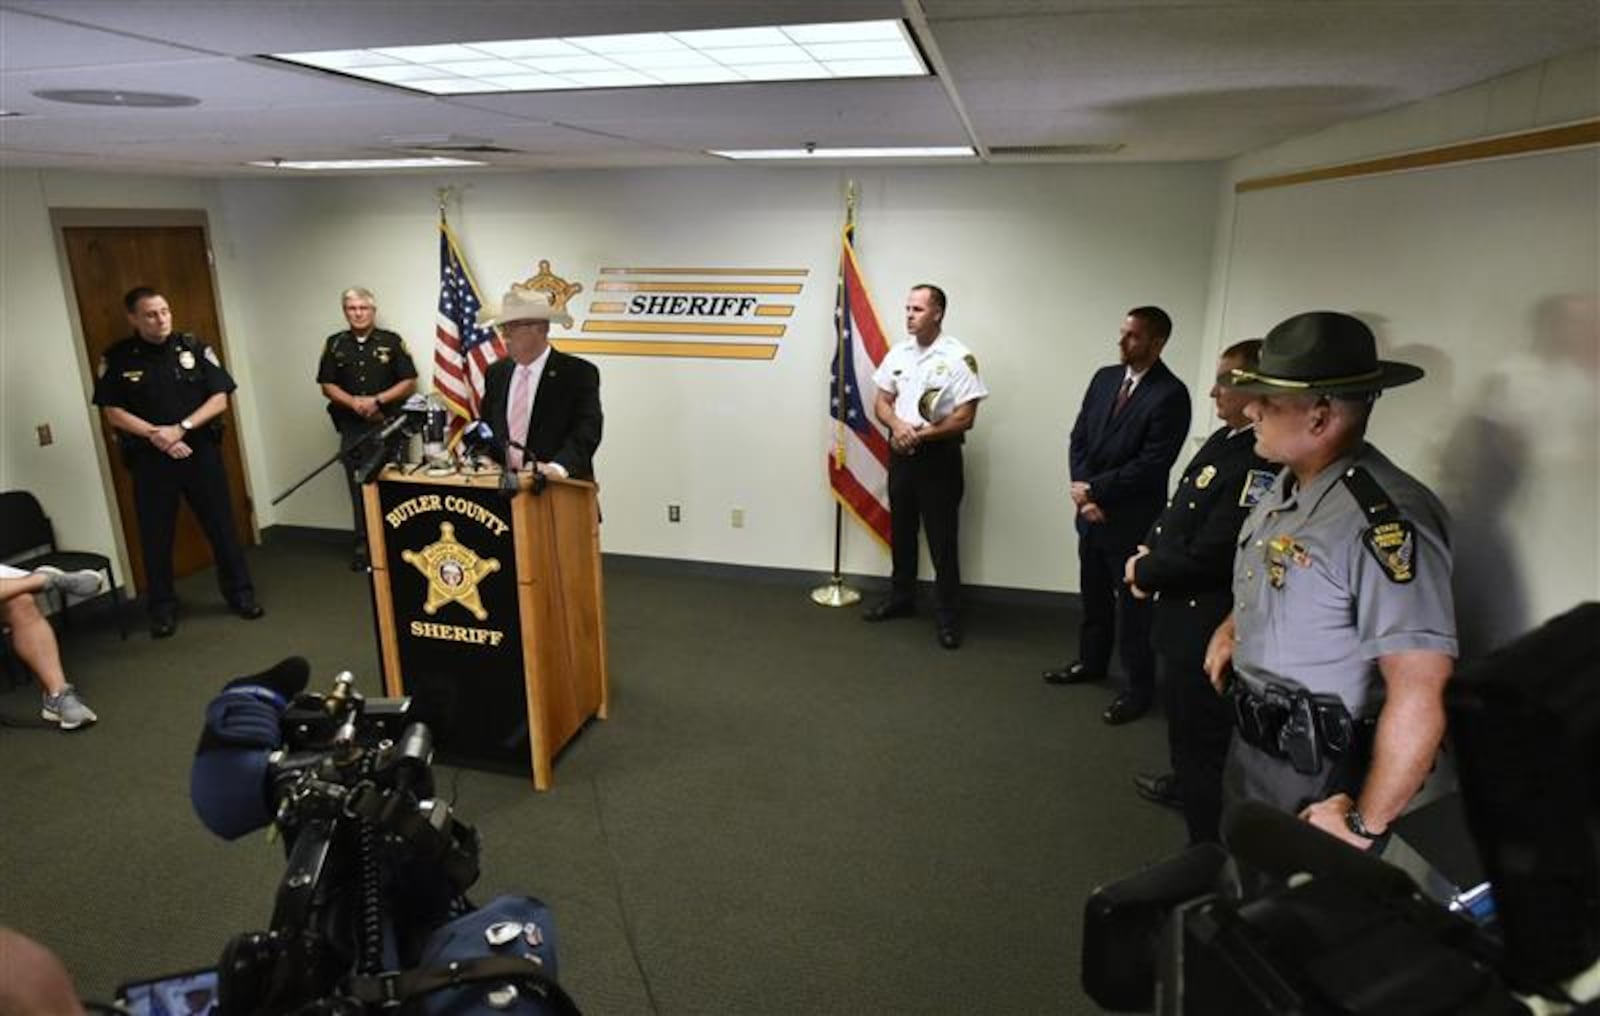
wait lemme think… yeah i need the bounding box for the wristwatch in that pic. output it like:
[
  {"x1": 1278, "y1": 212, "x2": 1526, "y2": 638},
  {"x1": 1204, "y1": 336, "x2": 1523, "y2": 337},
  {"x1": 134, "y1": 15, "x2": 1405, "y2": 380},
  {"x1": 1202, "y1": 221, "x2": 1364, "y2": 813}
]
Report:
[
  {"x1": 179, "y1": 418, "x2": 194, "y2": 432},
  {"x1": 1345, "y1": 807, "x2": 1390, "y2": 851}
]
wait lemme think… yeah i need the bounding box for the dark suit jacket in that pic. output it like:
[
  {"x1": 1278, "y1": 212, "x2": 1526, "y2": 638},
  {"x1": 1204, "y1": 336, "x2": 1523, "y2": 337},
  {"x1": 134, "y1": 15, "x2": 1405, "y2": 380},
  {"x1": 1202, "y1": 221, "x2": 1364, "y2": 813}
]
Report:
[
  {"x1": 1069, "y1": 358, "x2": 1191, "y2": 548},
  {"x1": 481, "y1": 349, "x2": 603, "y2": 480},
  {"x1": 1133, "y1": 425, "x2": 1274, "y2": 660}
]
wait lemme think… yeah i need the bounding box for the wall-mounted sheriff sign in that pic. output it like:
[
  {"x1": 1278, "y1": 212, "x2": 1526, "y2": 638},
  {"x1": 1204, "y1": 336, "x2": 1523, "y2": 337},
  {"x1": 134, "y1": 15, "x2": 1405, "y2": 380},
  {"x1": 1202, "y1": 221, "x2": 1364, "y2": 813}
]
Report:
[{"x1": 555, "y1": 265, "x2": 810, "y2": 361}]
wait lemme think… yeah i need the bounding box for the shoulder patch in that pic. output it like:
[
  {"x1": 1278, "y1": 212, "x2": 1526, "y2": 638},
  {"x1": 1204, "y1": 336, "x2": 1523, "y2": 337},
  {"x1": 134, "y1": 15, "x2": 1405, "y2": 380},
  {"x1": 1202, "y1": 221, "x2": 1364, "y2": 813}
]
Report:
[
  {"x1": 963, "y1": 353, "x2": 979, "y2": 375},
  {"x1": 1363, "y1": 520, "x2": 1416, "y2": 584},
  {"x1": 96, "y1": 355, "x2": 108, "y2": 378},
  {"x1": 1240, "y1": 469, "x2": 1275, "y2": 507}
]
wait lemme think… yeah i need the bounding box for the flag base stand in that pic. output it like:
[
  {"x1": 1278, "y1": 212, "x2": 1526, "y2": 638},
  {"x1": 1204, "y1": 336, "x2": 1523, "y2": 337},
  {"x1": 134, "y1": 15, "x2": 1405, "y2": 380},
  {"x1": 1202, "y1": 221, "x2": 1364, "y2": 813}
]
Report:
[{"x1": 810, "y1": 575, "x2": 862, "y2": 608}]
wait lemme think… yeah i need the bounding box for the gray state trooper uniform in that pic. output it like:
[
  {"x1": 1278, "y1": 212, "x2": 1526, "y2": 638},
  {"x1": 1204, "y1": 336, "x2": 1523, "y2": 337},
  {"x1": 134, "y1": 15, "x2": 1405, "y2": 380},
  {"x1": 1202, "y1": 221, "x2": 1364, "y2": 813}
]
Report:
[{"x1": 1224, "y1": 442, "x2": 1458, "y2": 813}]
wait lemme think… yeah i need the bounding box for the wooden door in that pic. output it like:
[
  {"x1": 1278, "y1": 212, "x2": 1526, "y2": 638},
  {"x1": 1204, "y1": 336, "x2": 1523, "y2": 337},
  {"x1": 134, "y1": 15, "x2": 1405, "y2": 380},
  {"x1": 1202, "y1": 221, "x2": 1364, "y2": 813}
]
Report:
[{"x1": 61, "y1": 225, "x2": 255, "y2": 595}]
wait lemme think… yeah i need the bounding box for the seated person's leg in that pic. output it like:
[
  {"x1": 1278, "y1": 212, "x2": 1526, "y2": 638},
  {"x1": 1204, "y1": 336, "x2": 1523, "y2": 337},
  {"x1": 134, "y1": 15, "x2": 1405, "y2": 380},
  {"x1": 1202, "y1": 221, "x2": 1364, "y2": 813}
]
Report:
[{"x1": 2, "y1": 594, "x2": 97, "y2": 730}]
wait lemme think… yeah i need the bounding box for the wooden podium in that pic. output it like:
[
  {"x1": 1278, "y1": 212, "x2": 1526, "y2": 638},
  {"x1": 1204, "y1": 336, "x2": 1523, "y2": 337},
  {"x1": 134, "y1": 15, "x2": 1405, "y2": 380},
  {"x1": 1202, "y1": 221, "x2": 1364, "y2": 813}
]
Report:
[{"x1": 364, "y1": 465, "x2": 607, "y2": 790}]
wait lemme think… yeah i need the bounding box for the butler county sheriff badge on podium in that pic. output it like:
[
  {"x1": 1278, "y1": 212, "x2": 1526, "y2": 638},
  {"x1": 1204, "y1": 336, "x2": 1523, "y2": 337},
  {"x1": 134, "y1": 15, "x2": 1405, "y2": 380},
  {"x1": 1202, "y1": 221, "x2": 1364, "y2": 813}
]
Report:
[{"x1": 364, "y1": 466, "x2": 608, "y2": 790}]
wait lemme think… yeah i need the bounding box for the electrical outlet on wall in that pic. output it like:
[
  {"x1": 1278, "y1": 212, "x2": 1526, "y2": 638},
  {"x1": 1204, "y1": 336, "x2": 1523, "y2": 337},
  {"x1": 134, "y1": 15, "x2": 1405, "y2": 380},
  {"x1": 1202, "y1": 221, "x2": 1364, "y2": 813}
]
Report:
[
  {"x1": 668, "y1": 504, "x2": 681, "y2": 523},
  {"x1": 731, "y1": 507, "x2": 744, "y2": 528},
  {"x1": 36, "y1": 423, "x2": 52, "y2": 447}
]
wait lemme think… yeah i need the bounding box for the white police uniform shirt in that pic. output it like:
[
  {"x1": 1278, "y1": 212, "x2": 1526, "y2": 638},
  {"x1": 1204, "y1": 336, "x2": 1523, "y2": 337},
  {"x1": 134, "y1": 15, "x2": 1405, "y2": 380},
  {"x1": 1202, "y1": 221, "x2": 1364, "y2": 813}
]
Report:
[{"x1": 872, "y1": 333, "x2": 988, "y2": 428}]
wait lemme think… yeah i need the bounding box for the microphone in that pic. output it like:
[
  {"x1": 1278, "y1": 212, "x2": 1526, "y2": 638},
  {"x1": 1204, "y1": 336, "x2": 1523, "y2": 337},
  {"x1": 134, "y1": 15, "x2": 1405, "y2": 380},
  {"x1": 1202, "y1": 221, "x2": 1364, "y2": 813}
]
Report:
[
  {"x1": 461, "y1": 419, "x2": 497, "y2": 457},
  {"x1": 499, "y1": 431, "x2": 520, "y2": 497},
  {"x1": 190, "y1": 656, "x2": 310, "y2": 840}
]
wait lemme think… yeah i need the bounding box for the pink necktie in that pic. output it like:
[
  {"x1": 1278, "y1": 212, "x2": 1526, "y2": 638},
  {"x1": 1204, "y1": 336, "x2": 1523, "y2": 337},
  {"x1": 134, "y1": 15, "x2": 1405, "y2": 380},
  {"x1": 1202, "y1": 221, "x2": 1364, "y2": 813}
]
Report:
[{"x1": 506, "y1": 365, "x2": 531, "y2": 470}]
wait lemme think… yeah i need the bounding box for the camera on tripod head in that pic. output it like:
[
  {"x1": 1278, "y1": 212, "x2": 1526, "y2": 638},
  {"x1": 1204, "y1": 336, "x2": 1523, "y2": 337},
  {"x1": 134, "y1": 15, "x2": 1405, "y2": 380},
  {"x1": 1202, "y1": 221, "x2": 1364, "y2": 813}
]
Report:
[
  {"x1": 350, "y1": 395, "x2": 433, "y2": 484},
  {"x1": 178, "y1": 658, "x2": 579, "y2": 1016}
]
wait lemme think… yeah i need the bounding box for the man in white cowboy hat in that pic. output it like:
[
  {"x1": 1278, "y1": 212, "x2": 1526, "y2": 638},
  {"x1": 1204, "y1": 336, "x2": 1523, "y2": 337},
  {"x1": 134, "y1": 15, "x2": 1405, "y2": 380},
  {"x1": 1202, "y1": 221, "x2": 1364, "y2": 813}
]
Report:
[
  {"x1": 477, "y1": 285, "x2": 602, "y2": 480},
  {"x1": 1202, "y1": 311, "x2": 1457, "y2": 859}
]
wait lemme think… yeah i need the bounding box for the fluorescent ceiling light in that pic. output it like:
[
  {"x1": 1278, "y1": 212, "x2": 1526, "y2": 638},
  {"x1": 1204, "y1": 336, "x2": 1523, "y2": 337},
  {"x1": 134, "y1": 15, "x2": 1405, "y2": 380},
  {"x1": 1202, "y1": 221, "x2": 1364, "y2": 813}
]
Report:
[
  {"x1": 708, "y1": 146, "x2": 975, "y2": 160},
  {"x1": 248, "y1": 157, "x2": 485, "y2": 170},
  {"x1": 269, "y1": 20, "x2": 925, "y2": 94}
]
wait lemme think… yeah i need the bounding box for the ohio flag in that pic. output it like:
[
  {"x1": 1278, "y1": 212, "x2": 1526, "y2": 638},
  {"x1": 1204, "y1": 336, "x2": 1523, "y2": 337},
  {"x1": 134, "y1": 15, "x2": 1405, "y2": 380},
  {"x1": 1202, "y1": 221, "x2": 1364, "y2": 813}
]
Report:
[{"x1": 827, "y1": 220, "x2": 891, "y2": 546}]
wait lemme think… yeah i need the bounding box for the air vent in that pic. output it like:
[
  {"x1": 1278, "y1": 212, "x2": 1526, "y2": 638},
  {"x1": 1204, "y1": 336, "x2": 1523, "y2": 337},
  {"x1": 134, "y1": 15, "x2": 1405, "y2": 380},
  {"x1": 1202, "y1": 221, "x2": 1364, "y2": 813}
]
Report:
[
  {"x1": 411, "y1": 143, "x2": 522, "y2": 154},
  {"x1": 989, "y1": 143, "x2": 1125, "y2": 157},
  {"x1": 383, "y1": 133, "x2": 522, "y2": 154}
]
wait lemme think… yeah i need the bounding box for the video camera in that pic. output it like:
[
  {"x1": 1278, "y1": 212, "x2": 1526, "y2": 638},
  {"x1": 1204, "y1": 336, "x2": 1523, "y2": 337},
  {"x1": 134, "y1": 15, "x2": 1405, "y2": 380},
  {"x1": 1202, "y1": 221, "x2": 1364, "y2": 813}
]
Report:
[
  {"x1": 349, "y1": 395, "x2": 437, "y2": 484},
  {"x1": 182, "y1": 658, "x2": 580, "y2": 1015},
  {"x1": 1080, "y1": 603, "x2": 1600, "y2": 1014}
]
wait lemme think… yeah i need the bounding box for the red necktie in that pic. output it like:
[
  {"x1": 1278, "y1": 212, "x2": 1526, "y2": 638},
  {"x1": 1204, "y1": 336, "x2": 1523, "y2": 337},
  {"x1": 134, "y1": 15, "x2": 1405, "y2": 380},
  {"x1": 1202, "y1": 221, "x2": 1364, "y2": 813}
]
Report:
[
  {"x1": 1112, "y1": 375, "x2": 1134, "y2": 416},
  {"x1": 507, "y1": 365, "x2": 531, "y2": 470}
]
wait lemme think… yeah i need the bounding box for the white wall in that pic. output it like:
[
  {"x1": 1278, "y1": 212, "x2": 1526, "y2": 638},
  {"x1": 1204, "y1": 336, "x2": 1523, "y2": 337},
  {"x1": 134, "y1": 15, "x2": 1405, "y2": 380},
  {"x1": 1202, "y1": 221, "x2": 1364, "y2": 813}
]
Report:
[
  {"x1": 1196, "y1": 47, "x2": 1600, "y2": 652},
  {"x1": 2, "y1": 162, "x2": 1219, "y2": 594},
  {"x1": 215, "y1": 164, "x2": 1219, "y2": 592}
]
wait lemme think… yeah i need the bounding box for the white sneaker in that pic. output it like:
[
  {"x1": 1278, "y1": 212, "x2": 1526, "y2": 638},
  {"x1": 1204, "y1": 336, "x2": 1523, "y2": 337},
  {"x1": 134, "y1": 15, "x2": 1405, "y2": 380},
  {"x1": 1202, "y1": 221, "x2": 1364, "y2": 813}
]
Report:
[
  {"x1": 42, "y1": 685, "x2": 98, "y2": 730},
  {"x1": 35, "y1": 566, "x2": 105, "y2": 598}
]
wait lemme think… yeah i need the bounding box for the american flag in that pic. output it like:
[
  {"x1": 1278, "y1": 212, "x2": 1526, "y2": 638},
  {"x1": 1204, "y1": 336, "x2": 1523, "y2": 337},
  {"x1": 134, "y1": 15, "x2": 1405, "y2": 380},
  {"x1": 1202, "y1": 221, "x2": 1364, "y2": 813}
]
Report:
[
  {"x1": 433, "y1": 222, "x2": 505, "y2": 435},
  {"x1": 827, "y1": 218, "x2": 892, "y2": 546}
]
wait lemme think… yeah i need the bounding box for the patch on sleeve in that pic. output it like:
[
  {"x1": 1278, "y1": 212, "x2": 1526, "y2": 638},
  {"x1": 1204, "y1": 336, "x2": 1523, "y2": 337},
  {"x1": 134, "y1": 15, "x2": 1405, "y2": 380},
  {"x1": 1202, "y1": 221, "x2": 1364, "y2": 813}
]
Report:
[
  {"x1": 1362, "y1": 520, "x2": 1416, "y2": 584},
  {"x1": 96, "y1": 356, "x2": 108, "y2": 378},
  {"x1": 963, "y1": 353, "x2": 979, "y2": 375},
  {"x1": 204, "y1": 345, "x2": 221, "y2": 367},
  {"x1": 1239, "y1": 469, "x2": 1275, "y2": 507}
]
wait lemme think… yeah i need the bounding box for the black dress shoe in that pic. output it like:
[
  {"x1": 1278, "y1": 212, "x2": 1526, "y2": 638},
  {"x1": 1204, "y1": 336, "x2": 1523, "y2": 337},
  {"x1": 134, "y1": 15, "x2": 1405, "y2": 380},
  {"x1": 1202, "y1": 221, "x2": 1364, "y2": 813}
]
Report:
[
  {"x1": 1042, "y1": 661, "x2": 1103, "y2": 685},
  {"x1": 150, "y1": 613, "x2": 177, "y2": 639},
  {"x1": 1102, "y1": 693, "x2": 1152, "y2": 726},
  {"x1": 862, "y1": 598, "x2": 915, "y2": 622},
  {"x1": 232, "y1": 599, "x2": 266, "y2": 621},
  {"x1": 937, "y1": 627, "x2": 962, "y2": 650},
  {"x1": 1133, "y1": 771, "x2": 1184, "y2": 810}
]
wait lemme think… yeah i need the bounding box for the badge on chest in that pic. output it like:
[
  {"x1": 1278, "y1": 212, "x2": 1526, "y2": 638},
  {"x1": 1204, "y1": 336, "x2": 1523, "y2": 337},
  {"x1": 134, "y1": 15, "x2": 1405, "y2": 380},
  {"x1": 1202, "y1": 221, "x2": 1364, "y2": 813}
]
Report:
[{"x1": 1265, "y1": 534, "x2": 1312, "y2": 589}]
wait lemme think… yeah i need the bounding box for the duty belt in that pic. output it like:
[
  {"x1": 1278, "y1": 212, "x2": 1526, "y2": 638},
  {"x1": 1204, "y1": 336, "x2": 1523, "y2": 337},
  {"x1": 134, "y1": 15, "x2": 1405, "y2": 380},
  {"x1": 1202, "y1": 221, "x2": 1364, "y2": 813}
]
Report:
[{"x1": 1230, "y1": 681, "x2": 1377, "y2": 776}]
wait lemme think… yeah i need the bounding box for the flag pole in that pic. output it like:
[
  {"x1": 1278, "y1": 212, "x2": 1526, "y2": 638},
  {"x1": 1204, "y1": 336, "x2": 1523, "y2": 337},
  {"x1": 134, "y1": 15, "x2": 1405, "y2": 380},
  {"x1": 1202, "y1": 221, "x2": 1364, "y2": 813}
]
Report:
[{"x1": 811, "y1": 180, "x2": 863, "y2": 607}]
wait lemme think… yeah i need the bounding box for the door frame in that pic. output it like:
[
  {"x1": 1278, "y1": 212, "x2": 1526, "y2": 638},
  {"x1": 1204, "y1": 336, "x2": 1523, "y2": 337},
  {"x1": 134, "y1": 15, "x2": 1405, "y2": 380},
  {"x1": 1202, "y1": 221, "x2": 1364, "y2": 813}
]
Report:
[{"x1": 48, "y1": 207, "x2": 261, "y2": 598}]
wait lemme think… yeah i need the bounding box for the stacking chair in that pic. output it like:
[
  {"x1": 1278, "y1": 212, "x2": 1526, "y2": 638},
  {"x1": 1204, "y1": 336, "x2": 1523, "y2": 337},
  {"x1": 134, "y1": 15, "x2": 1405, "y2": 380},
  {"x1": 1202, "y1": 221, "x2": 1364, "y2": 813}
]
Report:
[{"x1": 0, "y1": 490, "x2": 128, "y2": 639}]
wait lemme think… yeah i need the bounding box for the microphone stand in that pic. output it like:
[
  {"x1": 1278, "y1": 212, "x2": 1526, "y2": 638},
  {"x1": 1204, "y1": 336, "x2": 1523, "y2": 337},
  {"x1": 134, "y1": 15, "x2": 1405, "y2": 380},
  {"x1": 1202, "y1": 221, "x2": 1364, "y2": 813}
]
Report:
[
  {"x1": 271, "y1": 415, "x2": 404, "y2": 507},
  {"x1": 495, "y1": 436, "x2": 547, "y2": 498}
]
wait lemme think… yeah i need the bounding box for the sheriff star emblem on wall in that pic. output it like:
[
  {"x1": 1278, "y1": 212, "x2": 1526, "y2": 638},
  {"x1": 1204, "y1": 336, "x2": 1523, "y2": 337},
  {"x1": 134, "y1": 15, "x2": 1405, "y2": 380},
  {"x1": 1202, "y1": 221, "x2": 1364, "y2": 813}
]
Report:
[{"x1": 401, "y1": 522, "x2": 501, "y2": 620}]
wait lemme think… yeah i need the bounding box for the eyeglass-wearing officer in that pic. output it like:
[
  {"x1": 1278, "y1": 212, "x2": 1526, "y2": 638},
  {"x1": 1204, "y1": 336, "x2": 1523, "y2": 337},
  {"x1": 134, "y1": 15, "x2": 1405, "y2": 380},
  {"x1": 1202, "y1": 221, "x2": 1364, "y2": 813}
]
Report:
[
  {"x1": 316, "y1": 287, "x2": 417, "y2": 569},
  {"x1": 861, "y1": 283, "x2": 988, "y2": 650},
  {"x1": 1122, "y1": 339, "x2": 1275, "y2": 844},
  {"x1": 1203, "y1": 311, "x2": 1456, "y2": 858},
  {"x1": 94, "y1": 286, "x2": 264, "y2": 638}
]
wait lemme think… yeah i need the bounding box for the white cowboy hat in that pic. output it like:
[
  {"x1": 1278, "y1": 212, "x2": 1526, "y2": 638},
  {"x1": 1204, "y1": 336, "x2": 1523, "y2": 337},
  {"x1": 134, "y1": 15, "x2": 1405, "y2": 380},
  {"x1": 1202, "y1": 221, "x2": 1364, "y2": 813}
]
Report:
[{"x1": 477, "y1": 286, "x2": 573, "y2": 329}]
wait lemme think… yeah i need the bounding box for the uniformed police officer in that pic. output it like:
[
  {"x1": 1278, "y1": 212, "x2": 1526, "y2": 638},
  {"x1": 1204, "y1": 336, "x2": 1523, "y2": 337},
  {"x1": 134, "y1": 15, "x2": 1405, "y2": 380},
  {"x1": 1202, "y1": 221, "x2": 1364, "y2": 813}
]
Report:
[
  {"x1": 1123, "y1": 339, "x2": 1275, "y2": 843},
  {"x1": 1203, "y1": 311, "x2": 1456, "y2": 856},
  {"x1": 94, "y1": 286, "x2": 263, "y2": 638},
  {"x1": 316, "y1": 287, "x2": 417, "y2": 569},
  {"x1": 862, "y1": 284, "x2": 989, "y2": 649}
]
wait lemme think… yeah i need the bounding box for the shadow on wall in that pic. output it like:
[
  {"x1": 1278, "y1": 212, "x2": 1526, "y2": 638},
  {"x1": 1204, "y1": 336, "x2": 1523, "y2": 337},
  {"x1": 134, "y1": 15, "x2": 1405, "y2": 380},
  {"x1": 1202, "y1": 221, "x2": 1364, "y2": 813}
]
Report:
[{"x1": 1433, "y1": 292, "x2": 1600, "y2": 660}]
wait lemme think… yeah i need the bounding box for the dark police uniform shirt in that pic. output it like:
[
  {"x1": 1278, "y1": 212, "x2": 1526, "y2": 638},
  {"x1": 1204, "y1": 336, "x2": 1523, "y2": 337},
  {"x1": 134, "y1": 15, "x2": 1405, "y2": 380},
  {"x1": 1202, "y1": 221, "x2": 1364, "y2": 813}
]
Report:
[
  {"x1": 315, "y1": 328, "x2": 416, "y2": 428},
  {"x1": 92, "y1": 332, "x2": 235, "y2": 461},
  {"x1": 1134, "y1": 425, "x2": 1275, "y2": 659}
]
